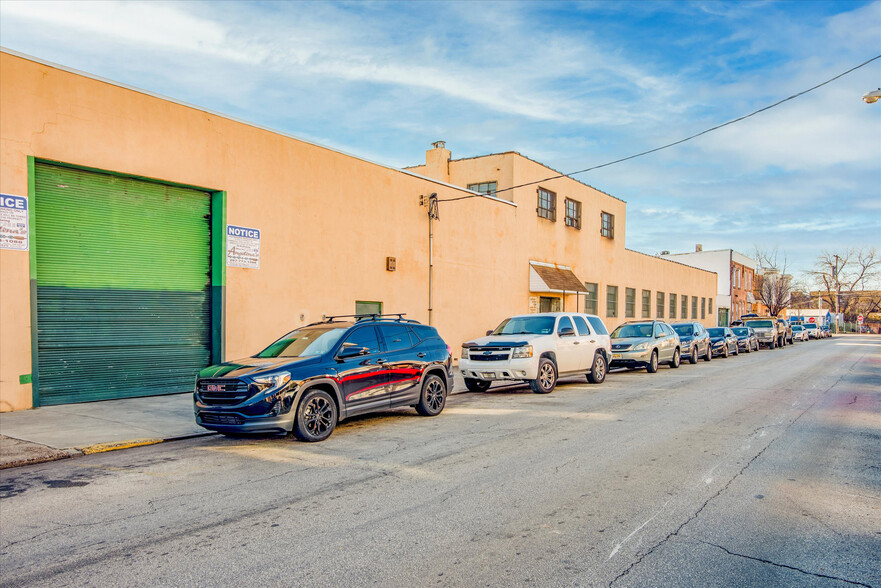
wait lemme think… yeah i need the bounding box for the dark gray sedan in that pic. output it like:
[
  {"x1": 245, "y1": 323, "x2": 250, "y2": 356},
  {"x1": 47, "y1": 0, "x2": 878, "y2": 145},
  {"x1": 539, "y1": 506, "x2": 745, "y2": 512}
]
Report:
[
  {"x1": 707, "y1": 327, "x2": 739, "y2": 358},
  {"x1": 731, "y1": 326, "x2": 759, "y2": 353}
]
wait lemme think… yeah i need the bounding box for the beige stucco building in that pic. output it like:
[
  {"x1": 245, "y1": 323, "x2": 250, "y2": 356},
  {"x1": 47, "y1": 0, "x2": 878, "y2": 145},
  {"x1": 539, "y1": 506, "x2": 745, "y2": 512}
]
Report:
[{"x1": 0, "y1": 50, "x2": 716, "y2": 411}]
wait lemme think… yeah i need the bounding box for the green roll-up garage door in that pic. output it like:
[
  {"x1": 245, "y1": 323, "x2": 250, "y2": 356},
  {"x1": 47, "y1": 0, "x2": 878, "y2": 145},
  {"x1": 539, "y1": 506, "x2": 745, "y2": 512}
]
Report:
[{"x1": 34, "y1": 162, "x2": 213, "y2": 405}]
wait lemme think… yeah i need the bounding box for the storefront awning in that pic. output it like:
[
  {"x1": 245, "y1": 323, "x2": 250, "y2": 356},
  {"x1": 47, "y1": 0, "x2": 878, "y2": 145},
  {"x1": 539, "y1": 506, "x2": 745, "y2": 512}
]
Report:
[{"x1": 529, "y1": 263, "x2": 587, "y2": 293}]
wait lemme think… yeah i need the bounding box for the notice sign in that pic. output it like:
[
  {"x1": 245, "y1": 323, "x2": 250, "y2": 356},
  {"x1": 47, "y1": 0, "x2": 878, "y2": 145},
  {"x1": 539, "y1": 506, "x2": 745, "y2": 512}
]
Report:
[
  {"x1": 0, "y1": 194, "x2": 29, "y2": 251},
  {"x1": 226, "y1": 225, "x2": 261, "y2": 269}
]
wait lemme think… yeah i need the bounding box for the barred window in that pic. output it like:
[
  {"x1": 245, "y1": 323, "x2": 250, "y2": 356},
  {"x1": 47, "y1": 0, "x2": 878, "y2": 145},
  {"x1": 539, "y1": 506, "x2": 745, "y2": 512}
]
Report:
[
  {"x1": 601, "y1": 211, "x2": 614, "y2": 238},
  {"x1": 656, "y1": 291, "x2": 665, "y2": 318},
  {"x1": 681, "y1": 295, "x2": 688, "y2": 319},
  {"x1": 642, "y1": 290, "x2": 652, "y2": 318},
  {"x1": 565, "y1": 198, "x2": 581, "y2": 229},
  {"x1": 467, "y1": 181, "x2": 497, "y2": 196},
  {"x1": 701, "y1": 297, "x2": 706, "y2": 319},
  {"x1": 537, "y1": 188, "x2": 556, "y2": 221},
  {"x1": 584, "y1": 282, "x2": 598, "y2": 315},
  {"x1": 625, "y1": 288, "x2": 636, "y2": 318},
  {"x1": 692, "y1": 296, "x2": 698, "y2": 319},
  {"x1": 669, "y1": 293, "x2": 677, "y2": 319},
  {"x1": 708, "y1": 298, "x2": 713, "y2": 317},
  {"x1": 607, "y1": 285, "x2": 618, "y2": 318}
]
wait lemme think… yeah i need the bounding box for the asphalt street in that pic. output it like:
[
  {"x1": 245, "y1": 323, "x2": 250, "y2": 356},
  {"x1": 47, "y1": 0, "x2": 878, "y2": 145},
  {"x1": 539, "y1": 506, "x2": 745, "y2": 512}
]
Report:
[{"x1": 1, "y1": 336, "x2": 878, "y2": 587}]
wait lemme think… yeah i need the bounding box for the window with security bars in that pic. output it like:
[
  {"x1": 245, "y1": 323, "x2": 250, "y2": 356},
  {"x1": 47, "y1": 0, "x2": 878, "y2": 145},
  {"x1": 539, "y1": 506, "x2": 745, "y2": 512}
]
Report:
[
  {"x1": 467, "y1": 181, "x2": 497, "y2": 196},
  {"x1": 692, "y1": 296, "x2": 698, "y2": 319},
  {"x1": 625, "y1": 288, "x2": 636, "y2": 318},
  {"x1": 601, "y1": 211, "x2": 614, "y2": 238},
  {"x1": 564, "y1": 198, "x2": 581, "y2": 229},
  {"x1": 584, "y1": 282, "x2": 598, "y2": 314},
  {"x1": 656, "y1": 291, "x2": 665, "y2": 318},
  {"x1": 681, "y1": 295, "x2": 688, "y2": 319},
  {"x1": 701, "y1": 297, "x2": 706, "y2": 319},
  {"x1": 537, "y1": 188, "x2": 556, "y2": 221},
  {"x1": 708, "y1": 298, "x2": 713, "y2": 317},
  {"x1": 607, "y1": 285, "x2": 618, "y2": 318},
  {"x1": 642, "y1": 290, "x2": 651, "y2": 318},
  {"x1": 669, "y1": 293, "x2": 677, "y2": 319}
]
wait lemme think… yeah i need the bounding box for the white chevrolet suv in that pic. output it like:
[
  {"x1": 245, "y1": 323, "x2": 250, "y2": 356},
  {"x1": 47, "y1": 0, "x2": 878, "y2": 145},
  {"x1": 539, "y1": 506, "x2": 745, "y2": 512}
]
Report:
[{"x1": 459, "y1": 312, "x2": 612, "y2": 394}]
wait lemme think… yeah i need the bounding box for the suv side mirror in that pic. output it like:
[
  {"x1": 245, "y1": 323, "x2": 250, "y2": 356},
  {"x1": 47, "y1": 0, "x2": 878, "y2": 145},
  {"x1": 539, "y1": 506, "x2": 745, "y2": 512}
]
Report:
[
  {"x1": 338, "y1": 345, "x2": 369, "y2": 359},
  {"x1": 558, "y1": 326, "x2": 575, "y2": 337},
  {"x1": 486, "y1": 330, "x2": 493, "y2": 336}
]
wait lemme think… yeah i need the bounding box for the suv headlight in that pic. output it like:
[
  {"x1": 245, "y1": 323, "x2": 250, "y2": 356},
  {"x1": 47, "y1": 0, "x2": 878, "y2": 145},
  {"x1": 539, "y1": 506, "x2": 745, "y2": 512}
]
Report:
[
  {"x1": 512, "y1": 345, "x2": 533, "y2": 358},
  {"x1": 461, "y1": 347, "x2": 470, "y2": 360},
  {"x1": 252, "y1": 372, "x2": 291, "y2": 393},
  {"x1": 632, "y1": 342, "x2": 650, "y2": 351}
]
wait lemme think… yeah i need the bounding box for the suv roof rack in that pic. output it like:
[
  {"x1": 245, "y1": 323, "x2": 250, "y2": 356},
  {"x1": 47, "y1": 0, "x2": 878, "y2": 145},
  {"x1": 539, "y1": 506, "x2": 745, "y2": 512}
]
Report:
[{"x1": 318, "y1": 313, "x2": 421, "y2": 324}]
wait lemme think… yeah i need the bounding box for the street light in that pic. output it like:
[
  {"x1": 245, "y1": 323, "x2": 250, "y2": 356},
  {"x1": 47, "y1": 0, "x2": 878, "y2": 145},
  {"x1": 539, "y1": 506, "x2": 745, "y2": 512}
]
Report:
[{"x1": 863, "y1": 89, "x2": 881, "y2": 103}]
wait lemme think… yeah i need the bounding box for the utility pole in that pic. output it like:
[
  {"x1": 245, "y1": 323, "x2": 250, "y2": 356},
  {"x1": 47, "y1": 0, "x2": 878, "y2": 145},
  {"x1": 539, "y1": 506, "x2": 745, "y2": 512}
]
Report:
[{"x1": 833, "y1": 254, "x2": 841, "y2": 333}]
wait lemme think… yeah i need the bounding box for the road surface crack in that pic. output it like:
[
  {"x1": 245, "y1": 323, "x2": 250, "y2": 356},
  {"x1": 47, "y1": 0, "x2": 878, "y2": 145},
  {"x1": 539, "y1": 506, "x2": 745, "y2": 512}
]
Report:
[{"x1": 699, "y1": 540, "x2": 874, "y2": 587}]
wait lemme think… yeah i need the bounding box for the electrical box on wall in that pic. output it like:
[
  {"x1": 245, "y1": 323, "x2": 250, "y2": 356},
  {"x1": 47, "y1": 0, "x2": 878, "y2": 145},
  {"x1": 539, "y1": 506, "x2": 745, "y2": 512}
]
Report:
[{"x1": 386, "y1": 257, "x2": 396, "y2": 271}]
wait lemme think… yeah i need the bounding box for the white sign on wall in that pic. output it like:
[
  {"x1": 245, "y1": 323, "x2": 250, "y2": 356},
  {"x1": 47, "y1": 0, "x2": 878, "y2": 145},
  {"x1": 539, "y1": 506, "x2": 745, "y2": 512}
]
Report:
[
  {"x1": 226, "y1": 225, "x2": 260, "y2": 269},
  {"x1": 0, "y1": 194, "x2": 29, "y2": 251}
]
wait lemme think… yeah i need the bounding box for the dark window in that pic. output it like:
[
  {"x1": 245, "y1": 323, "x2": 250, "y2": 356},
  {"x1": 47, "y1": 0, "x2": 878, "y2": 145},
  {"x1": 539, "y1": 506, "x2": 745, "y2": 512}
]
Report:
[
  {"x1": 601, "y1": 211, "x2": 614, "y2": 238},
  {"x1": 537, "y1": 188, "x2": 556, "y2": 221},
  {"x1": 584, "y1": 282, "x2": 598, "y2": 315},
  {"x1": 708, "y1": 298, "x2": 713, "y2": 316},
  {"x1": 540, "y1": 296, "x2": 561, "y2": 312},
  {"x1": 642, "y1": 289, "x2": 651, "y2": 318},
  {"x1": 557, "y1": 316, "x2": 574, "y2": 334},
  {"x1": 656, "y1": 291, "x2": 665, "y2": 319},
  {"x1": 379, "y1": 324, "x2": 414, "y2": 352},
  {"x1": 467, "y1": 181, "x2": 497, "y2": 195},
  {"x1": 607, "y1": 285, "x2": 618, "y2": 318},
  {"x1": 669, "y1": 293, "x2": 677, "y2": 319},
  {"x1": 355, "y1": 300, "x2": 382, "y2": 316},
  {"x1": 341, "y1": 326, "x2": 380, "y2": 355},
  {"x1": 701, "y1": 297, "x2": 706, "y2": 319},
  {"x1": 681, "y1": 295, "x2": 688, "y2": 319},
  {"x1": 565, "y1": 198, "x2": 581, "y2": 229},
  {"x1": 587, "y1": 316, "x2": 609, "y2": 335},
  {"x1": 573, "y1": 315, "x2": 591, "y2": 336},
  {"x1": 692, "y1": 296, "x2": 698, "y2": 319},
  {"x1": 625, "y1": 288, "x2": 636, "y2": 318}
]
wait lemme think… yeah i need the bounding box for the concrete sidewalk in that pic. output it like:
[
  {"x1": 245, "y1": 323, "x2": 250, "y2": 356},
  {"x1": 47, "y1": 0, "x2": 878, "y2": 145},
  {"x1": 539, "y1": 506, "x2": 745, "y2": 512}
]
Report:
[{"x1": 0, "y1": 369, "x2": 478, "y2": 469}]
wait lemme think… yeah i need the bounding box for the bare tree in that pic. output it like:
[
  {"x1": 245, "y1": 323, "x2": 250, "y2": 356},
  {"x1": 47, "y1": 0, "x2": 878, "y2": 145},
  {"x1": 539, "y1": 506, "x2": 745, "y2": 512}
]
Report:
[
  {"x1": 753, "y1": 247, "x2": 792, "y2": 316},
  {"x1": 808, "y1": 247, "x2": 881, "y2": 321}
]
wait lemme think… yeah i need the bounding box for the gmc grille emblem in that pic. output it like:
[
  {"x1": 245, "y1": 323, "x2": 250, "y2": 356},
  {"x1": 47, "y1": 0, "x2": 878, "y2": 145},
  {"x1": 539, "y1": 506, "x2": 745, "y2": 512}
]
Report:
[{"x1": 206, "y1": 384, "x2": 223, "y2": 392}]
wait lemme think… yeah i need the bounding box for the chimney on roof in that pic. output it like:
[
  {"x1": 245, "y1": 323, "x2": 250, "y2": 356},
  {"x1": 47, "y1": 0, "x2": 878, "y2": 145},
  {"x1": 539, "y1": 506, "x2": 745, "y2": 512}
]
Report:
[
  {"x1": 695, "y1": 244, "x2": 703, "y2": 252},
  {"x1": 425, "y1": 141, "x2": 451, "y2": 183}
]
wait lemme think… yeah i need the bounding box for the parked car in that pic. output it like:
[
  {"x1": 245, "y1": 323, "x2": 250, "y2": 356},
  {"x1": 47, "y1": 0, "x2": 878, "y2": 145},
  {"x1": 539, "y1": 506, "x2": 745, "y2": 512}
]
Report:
[
  {"x1": 791, "y1": 324, "x2": 809, "y2": 342},
  {"x1": 671, "y1": 321, "x2": 712, "y2": 363},
  {"x1": 609, "y1": 320, "x2": 681, "y2": 373},
  {"x1": 781, "y1": 320, "x2": 794, "y2": 345},
  {"x1": 194, "y1": 314, "x2": 453, "y2": 442},
  {"x1": 742, "y1": 317, "x2": 782, "y2": 349},
  {"x1": 732, "y1": 326, "x2": 759, "y2": 352},
  {"x1": 707, "y1": 327, "x2": 739, "y2": 357},
  {"x1": 460, "y1": 312, "x2": 612, "y2": 394},
  {"x1": 821, "y1": 325, "x2": 832, "y2": 337},
  {"x1": 803, "y1": 322, "x2": 822, "y2": 339}
]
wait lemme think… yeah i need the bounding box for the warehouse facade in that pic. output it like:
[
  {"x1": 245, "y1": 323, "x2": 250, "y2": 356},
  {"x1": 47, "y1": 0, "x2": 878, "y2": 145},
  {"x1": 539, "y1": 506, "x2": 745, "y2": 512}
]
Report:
[{"x1": 0, "y1": 50, "x2": 716, "y2": 411}]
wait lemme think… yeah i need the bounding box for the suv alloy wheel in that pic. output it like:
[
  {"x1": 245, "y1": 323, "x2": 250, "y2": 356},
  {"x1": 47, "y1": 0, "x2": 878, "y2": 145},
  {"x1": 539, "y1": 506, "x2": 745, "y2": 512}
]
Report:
[{"x1": 530, "y1": 357, "x2": 557, "y2": 394}]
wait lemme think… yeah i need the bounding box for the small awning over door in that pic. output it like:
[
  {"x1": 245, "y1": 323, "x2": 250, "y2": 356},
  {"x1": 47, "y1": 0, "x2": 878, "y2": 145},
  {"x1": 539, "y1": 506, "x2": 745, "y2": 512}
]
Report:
[{"x1": 529, "y1": 262, "x2": 587, "y2": 293}]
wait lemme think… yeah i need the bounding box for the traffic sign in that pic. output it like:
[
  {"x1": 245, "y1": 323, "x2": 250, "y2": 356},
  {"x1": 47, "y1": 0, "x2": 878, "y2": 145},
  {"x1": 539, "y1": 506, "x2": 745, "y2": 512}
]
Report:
[
  {"x1": 857, "y1": 315, "x2": 864, "y2": 323},
  {"x1": 808, "y1": 317, "x2": 816, "y2": 323}
]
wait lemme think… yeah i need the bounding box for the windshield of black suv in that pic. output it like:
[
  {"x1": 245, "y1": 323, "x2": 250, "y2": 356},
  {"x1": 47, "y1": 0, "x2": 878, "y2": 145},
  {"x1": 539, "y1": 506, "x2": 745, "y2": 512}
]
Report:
[
  {"x1": 611, "y1": 323, "x2": 653, "y2": 338},
  {"x1": 707, "y1": 328, "x2": 726, "y2": 337},
  {"x1": 744, "y1": 320, "x2": 773, "y2": 329},
  {"x1": 256, "y1": 326, "x2": 348, "y2": 358},
  {"x1": 492, "y1": 316, "x2": 556, "y2": 335},
  {"x1": 672, "y1": 324, "x2": 694, "y2": 337},
  {"x1": 732, "y1": 328, "x2": 750, "y2": 336}
]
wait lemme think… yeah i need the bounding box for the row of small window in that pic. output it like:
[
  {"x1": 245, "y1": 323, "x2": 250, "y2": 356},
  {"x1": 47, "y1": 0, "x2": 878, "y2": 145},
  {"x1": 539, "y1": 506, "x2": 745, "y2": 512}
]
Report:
[
  {"x1": 583, "y1": 284, "x2": 712, "y2": 320},
  {"x1": 468, "y1": 182, "x2": 614, "y2": 238}
]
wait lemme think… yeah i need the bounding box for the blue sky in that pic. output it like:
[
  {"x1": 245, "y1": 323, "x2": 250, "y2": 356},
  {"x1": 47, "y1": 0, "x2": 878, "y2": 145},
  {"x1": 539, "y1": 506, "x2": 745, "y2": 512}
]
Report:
[{"x1": 2, "y1": 0, "x2": 879, "y2": 283}]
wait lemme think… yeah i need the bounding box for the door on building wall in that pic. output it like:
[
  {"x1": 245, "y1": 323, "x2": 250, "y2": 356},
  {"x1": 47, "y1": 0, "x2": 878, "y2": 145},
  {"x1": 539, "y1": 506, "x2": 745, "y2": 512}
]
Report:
[
  {"x1": 33, "y1": 162, "x2": 213, "y2": 405},
  {"x1": 718, "y1": 308, "x2": 729, "y2": 327},
  {"x1": 539, "y1": 297, "x2": 561, "y2": 313}
]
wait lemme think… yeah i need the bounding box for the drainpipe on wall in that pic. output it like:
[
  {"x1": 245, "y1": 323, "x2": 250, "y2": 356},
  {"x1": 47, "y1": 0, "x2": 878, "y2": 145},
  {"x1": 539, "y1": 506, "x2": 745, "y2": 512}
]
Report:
[{"x1": 427, "y1": 193, "x2": 439, "y2": 326}]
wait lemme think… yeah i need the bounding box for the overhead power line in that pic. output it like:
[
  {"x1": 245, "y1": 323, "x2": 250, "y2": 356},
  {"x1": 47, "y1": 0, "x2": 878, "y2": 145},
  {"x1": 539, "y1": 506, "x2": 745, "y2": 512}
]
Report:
[{"x1": 438, "y1": 54, "x2": 881, "y2": 202}]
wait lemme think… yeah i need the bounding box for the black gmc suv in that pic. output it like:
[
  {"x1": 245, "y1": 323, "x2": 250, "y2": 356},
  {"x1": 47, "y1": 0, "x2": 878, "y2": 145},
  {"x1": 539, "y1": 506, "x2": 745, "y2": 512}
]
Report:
[{"x1": 194, "y1": 314, "x2": 452, "y2": 442}]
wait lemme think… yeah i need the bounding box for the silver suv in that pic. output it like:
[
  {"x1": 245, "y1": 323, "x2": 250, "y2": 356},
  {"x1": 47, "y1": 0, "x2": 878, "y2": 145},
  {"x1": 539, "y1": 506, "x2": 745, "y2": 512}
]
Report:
[
  {"x1": 459, "y1": 312, "x2": 612, "y2": 394},
  {"x1": 609, "y1": 321, "x2": 681, "y2": 373}
]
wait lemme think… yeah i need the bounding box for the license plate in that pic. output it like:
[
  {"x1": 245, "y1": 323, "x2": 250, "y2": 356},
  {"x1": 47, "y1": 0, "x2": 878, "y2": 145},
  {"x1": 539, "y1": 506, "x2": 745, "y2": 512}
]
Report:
[
  {"x1": 481, "y1": 372, "x2": 497, "y2": 380},
  {"x1": 612, "y1": 353, "x2": 622, "y2": 359}
]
